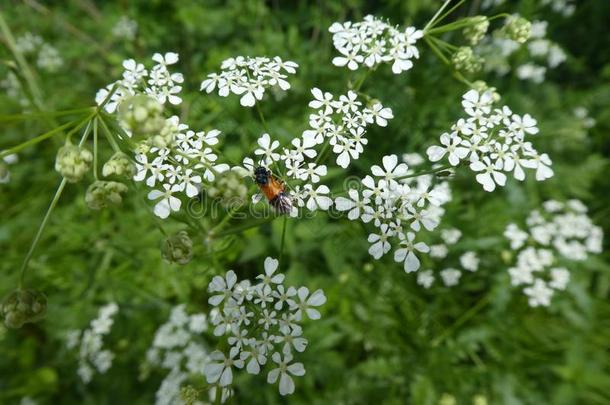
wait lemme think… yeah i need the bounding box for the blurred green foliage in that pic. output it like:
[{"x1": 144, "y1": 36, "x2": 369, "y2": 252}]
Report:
[{"x1": 1, "y1": 0, "x2": 609, "y2": 404}]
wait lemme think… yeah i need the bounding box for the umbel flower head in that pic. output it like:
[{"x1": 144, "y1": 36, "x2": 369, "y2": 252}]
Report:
[
  {"x1": 102, "y1": 151, "x2": 135, "y2": 178},
  {"x1": 1, "y1": 289, "x2": 47, "y2": 329},
  {"x1": 96, "y1": 53, "x2": 230, "y2": 219},
  {"x1": 334, "y1": 153, "x2": 452, "y2": 273},
  {"x1": 200, "y1": 56, "x2": 299, "y2": 107},
  {"x1": 504, "y1": 200, "x2": 603, "y2": 307},
  {"x1": 205, "y1": 257, "x2": 326, "y2": 396},
  {"x1": 427, "y1": 89, "x2": 552, "y2": 192},
  {"x1": 65, "y1": 302, "x2": 119, "y2": 383},
  {"x1": 329, "y1": 15, "x2": 423, "y2": 74},
  {"x1": 161, "y1": 230, "x2": 193, "y2": 265},
  {"x1": 85, "y1": 181, "x2": 129, "y2": 210},
  {"x1": 117, "y1": 94, "x2": 165, "y2": 138},
  {"x1": 55, "y1": 142, "x2": 93, "y2": 183}
]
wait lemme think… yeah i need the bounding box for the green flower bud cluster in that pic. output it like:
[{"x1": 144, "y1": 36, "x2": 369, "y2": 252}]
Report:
[
  {"x1": 463, "y1": 16, "x2": 489, "y2": 45},
  {"x1": 206, "y1": 171, "x2": 248, "y2": 207},
  {"x1": 471, "y1": 80, "x2": 500, "y2": 102},
  {"x1": 1, "y1": 289, "x2": 47, "y2": 328},
  {"x1": 161, "y1": 231, "x2": 193, "y2": 265},
  {"x1": 149, "y1": 118, "x2": 180, "y2": 149},
  {"x1": 102, "y1": 152, "x2": 135, "y2": 178},
  {"x1": 85, "y1": 180, "x2": 128, "y2": 210},
  {"x1": 180, "y1": 385, "x2": 201, "y2": 405},
  {"x1": 503, "y1": 16, "x2": 531, "y2": 44},
  {"x1": 452, "y1": 47, "x2": 483, "y2": 74},
  {"x1": 117, "y1": 95, "x2": 165, "y2": 139},
  {"x1": 55, "y1": 142, "x2": 93, "y2": 182}
]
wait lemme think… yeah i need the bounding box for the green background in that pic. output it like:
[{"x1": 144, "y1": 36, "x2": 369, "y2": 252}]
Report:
[{"x1": 1, "y1": 0, "x2": 609, "y2": 404}]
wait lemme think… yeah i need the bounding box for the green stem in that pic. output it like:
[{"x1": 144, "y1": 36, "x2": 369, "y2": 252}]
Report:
[
  {"x1": 278, "y1": 215, "x2": 288, "y2": 267},
  {"x1": 93, "y1": 118, "x2": 99, "y2": 180},
  {"x1": 215, "y1": 215, "x2": 279, "y2": 237},
  {"x1": 0, "y1": 119, "x2": 78, "y2": 159},
  {"x1": 208, "y1": 203, "x2": 245, "y2": 237},
  {"x1": 0, "y1": 107, "x2": 93, "y2": 123},
  {"x1": 18, "y1": 119, "x2": 94, "y2": 287},
  {"x1": 0, "y1": 11, "x2": 60, "y2": 131},
  {"x1": 394, "y1": 164, "x2": 452, "y2": 181},
  {"x1": 423, "y1": 0, "x2": 454, "y2": 32},
  {"x1": 428, "y1": 0, "x2": 467, "y2": 31},
  {"x1": 431, "y1": 293, "x2": 491, "y2": 347}
]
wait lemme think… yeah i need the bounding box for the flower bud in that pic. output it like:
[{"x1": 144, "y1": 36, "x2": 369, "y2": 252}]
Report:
[
  {"x1": 55, "y1": 142, "x2": 93, "y2": 183},
  {"x1": 161, "y1": 231, "x2": 193, "y2": 265},
  {"x1": 463, "y1": 16, "x2": 489, "y2": 45},
  {"x1": 206, "y1": 171, "x2": 248, "y2": 207},
  {"x1": 85, "y1": 180, "x2": 128, "y2": 210},
  {"x1": 117, "y1": 95, "x2": 165, "y2": 139},
  {"x1": 451, "y1": 47, "x2": 483, "y2": 74},
  {"x1": 503, "y1": 15, "x2": 531, "y2": 43},
  {"x1": 102, "y1": 152, "x2": 135, "y2": 178},
  {"x1": 1, "y1": 289, "x2": 48, "y2": 329}
]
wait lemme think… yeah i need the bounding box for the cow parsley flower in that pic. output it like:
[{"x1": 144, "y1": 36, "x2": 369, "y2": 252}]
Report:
[
  {"x1": 206, "y1": 257, "x2": 325, "y2": 396},
  {"x1": 329, "y1": 15, "x2": 423, "y2": 74},
  {"x1": 303, "y1": 88, "x2": 393, "y2": 168},
  {"x1": 427, "y1": 89, "x2": 552, "y2": 192},
  {"x1": 144, "y1": 305, "x2": 213, "y2": 405},
  {"x1": 96, "y1": 53, "x2": 230, "y2": 218},
  {"x1": 335, "y1": 154, "x2": 452, "y2": 273},
  {"x1": 504, "y1": 200, "x2": 603, "y2": 307},
  {"x1": 200, "y1": 56, "x2": 298, "y2": 107},
  {"x1": 66, "y1": 303, "x2": 119, "y2": 384}
]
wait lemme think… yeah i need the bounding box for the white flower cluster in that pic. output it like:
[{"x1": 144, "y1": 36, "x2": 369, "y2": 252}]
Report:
[
  {"x1": 13, "y1": 32, "x2": 63, "y2": 73},
  {"x1": 66, "y1": 303, "x2": 119, "y2": 383},
  {"x1": 235, "y1": 86, "x2": 392, "y2": 215},
  {"x1": 95, "y1": 53, "x2": 229, "y2": 218},
  {"x1": 418, "y1": 229, "x2": 481, "y2": 288},
  {"x1": 205, "y1": 257, "x2": 326, "y2": 396},
  {"x1": 112, "y1": 16, "x2": 138, "y2": 40},
  {"x1": 138, "y1": 119, "x2": 229, "y2": 218},
  {"x1": 145, "y1": 305, "x2": 217, "y2": 405},
  {"x1": 96, "y1": 52, "x2": 184, "y2": 112},
  {"x1": 200, "y1": 56, "x2": 298, "y2": 107},
  {"x1": 329, "y1": 15, "x2": 423, "y2": 74},
  {"x1": 427, "y1": 89, "x2": 553, "y2": 192},
  {"x1": 303, "y1": 88, "x2": 394, "y2": 169},
  {"x1": 504, "y1": 199, "x2": 603, "y2": 307},
  {"x1": 335, "y1": 153, "x2": 452, "y2": 273}
]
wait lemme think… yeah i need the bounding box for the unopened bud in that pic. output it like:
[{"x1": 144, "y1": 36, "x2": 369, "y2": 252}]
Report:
[
  {"x1": 161, "y1": 231, "x2": 193, "y2": 265},
  {"x1": 117, "y1": 95, "x2": 165, "y2": 139},
  {"x1": 463, "y1": 16, "x2": 489, "y2": 45},
  {"x1": 503, "y1": 15, "x2": 531, "y2": 44},
  {"x1": 55, "y1": 142, "x2": 93, "y2": 182},
  {"x1": 102, "y1": 152, "x2": 135, "y2": 178},
  {"x1": 85, "y1": 180, "x2": 128, "y2": 210},
  {"x1": 452, "y1": 47, "x2": 483, "y2": 74},
  {"x1": 207, "y1": 171, "x2": 248, "y2": 207},
  {"x1": 1, "y1": 289, "x2": 48, "y2": 328}
]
